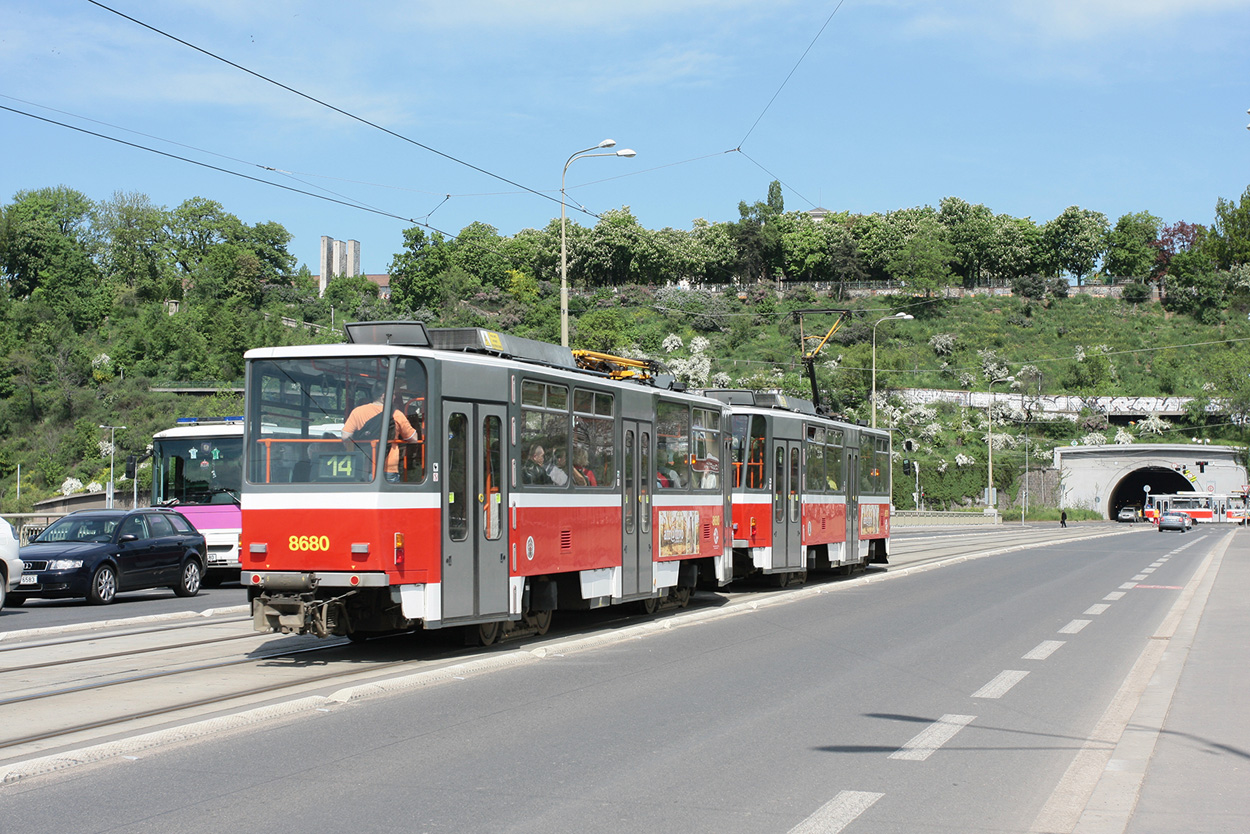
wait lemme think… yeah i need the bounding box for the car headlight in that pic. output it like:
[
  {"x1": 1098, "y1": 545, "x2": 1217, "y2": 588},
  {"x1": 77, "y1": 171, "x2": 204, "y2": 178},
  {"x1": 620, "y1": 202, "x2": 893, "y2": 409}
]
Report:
[{"x1": 47, "y1": 559, "x2": 85, "y2": 571}]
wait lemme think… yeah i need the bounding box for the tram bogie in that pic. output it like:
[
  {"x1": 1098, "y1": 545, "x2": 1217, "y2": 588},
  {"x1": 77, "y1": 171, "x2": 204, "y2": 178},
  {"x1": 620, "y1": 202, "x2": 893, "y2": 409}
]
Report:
[{"x1": 240, "y1": 324, "x2": 892, "y2": 642}]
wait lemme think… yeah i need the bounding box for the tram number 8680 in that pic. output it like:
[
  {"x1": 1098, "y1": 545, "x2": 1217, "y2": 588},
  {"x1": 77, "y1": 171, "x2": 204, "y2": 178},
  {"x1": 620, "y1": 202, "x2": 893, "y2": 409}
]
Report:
[{"x1": 289, "y1": 535, "x2": 331, "y2": 552}]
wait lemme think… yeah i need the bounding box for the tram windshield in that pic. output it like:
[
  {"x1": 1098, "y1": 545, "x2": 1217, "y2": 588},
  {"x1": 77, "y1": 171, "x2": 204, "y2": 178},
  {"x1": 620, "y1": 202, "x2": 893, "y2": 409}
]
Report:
[
  {"x1": 153, "y1": 432, "x2": 243, "y2": 505},
  {"x1": 246, "y1": 356, "x2": 428, "y2": 486}
]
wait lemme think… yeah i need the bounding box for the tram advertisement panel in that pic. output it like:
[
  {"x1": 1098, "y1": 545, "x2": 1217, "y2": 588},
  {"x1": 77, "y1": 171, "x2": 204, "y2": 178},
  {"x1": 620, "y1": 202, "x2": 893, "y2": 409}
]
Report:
[{"x1": 658, "y1": 509, "x2": 700, "y2": 558}]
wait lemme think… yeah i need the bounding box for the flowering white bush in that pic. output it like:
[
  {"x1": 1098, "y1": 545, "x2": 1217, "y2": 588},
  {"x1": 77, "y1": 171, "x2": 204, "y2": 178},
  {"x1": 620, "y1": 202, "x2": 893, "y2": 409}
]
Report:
[
  {"x1": 661, "y1": 334, "x2": 683, "y2": 353},
  {"x1": 955, "y1": 453, "x2": 977, "y2": 467},
  {"x1": 1080, "y1": 431, "x2": 1107, "y2": 446},
  {"x1": 98, "y1": 439, "x2": 115, "y2": 459},
  {"x1": 958, "y1": 372, "x2": 976, "y2": 388},
  {"x1": 1138, "y1": 413, "x2": 1171, "y2": 435},
  {"x1": 919, "y1": 422, "x2": 943, "y2": 441},
  {"x1": 1114, "y1": 427, "x2": 1135, "y2": 444},
  {"x1": 86, "y1": 481, "x2": 102, "y2": 493},
  {"x1": 710, "y1": 372, "x2": 732, "y2": 389},
  {"x1": 60, "y1": 477, "x2": 84, "y2": 496},
  {"x1": 930, "y1": 333, "x2": 956, "y2": 355}
]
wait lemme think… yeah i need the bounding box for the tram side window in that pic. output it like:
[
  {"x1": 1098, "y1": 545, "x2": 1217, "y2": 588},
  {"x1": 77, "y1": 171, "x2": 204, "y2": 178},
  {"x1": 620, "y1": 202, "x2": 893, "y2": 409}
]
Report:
[
  {"x1": 858, "y1": 436, "x2": 890, "y2": 495},
  {"x1": 692, "y1": 407, "x2": 722, "y2": 490},
  {"x1": 390, "y1": 357, "x2": 428, "y2": 485},
  {"x1": 572, "y1": 388, "x2": 614, "y2": 488},
  {"x1": 806, "y1": 425, "x2": 826, "y2": 493},
  {"x1": 825, "y1": 429, "x2": 844, "y2": 492},
  {"x1": 520, "y1": 380, "x2": 569, "y2": 487},
  {"x1": 656, "y1": 400, "x2": 691, "y2": 489}
]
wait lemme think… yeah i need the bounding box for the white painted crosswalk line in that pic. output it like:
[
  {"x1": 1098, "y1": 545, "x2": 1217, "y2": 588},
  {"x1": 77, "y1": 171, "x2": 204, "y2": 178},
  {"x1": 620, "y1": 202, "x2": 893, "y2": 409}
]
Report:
[
  {"x1": 788, "y1": 790, "x2": 885, "y2": 833},
  {"x1": 1023, "y1": 640, "x2": 1066, "y2": 660},
  {"x1": 889, "y1": 714, "x2": 977, "y2": 761},
  {"x1": 972, "y1": 670, "x2": 1029, "y2": 699}
]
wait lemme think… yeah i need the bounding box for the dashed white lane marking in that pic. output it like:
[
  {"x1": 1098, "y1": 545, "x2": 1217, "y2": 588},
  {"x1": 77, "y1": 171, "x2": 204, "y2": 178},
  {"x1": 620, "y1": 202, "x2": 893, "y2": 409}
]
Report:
[
  {"x1": 1149, "y1": 562, "x2": 1164, "y2": 567},
  {"x1": 973, "y1": 670, "x2": 1029, "y2": 699},
  {"x1": 1118, "y1": 582, "x2": 1137, "y2": 590},
  {"x1": 1103, "y1": 591, "x2": 1126, "y2": 601},
  {"x1": 889, "y1": 714, "x2": 977, "y2": 761},
  {"x1": 1140, "y1": 567, "x2": 1155, "y2": 574},
  {"x1": 788, "y1": 790, "x2": 885, "y2": 834},
  {"x1": 1084, "y1": 604, "x2": 1111, "y2": 616},
  {"x1": 1023, "y1": 640, "x2": 1066, "y2": 660},
  {"x1": 1059, "y1": 619, "x2": 1091, "y2": 634},
  {"x1": 1131, "y1": 574, "x2": 1148, "y2": 581}
]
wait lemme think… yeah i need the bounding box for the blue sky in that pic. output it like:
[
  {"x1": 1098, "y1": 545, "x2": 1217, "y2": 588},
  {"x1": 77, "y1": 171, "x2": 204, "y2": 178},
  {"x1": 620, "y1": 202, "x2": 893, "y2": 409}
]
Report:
[{"x1": 3, "y1": 0, "x2": 1248, "y2": 276}]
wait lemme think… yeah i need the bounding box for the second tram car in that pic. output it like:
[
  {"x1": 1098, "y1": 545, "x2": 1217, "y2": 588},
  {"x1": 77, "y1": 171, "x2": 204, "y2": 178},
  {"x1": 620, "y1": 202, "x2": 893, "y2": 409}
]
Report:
[{"x1": 242, "y1": 323, "x2": 890, "y2": 643}]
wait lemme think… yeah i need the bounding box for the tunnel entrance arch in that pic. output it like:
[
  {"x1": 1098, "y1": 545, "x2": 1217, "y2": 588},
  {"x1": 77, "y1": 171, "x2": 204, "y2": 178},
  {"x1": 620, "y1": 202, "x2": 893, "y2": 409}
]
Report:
[{"x1": 1108, "y1": 467, "x2": 1194, "y2": 517}]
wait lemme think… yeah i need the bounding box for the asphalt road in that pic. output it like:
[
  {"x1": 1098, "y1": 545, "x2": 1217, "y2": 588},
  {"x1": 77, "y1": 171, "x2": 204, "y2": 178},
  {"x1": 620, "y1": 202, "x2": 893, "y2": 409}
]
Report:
[{"x1": 3, "y1": 523, "x2": 1231, "y2": 833}]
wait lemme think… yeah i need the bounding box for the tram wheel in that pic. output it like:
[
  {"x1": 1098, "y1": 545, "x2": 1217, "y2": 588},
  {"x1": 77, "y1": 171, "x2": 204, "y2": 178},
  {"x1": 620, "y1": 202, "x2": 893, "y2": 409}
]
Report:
[
  {"x1": 477, "y1": 620, "x2": 502, "y2": 646},
  {"x1": 530, "y1": 608, "x2": 553, "y2": 636},
  {"x1": 640, "y1": 596, "x2": 660, "y2": 616},
  {"x1": 673, "y1": 585, "x2": 692, "y2": 608}
]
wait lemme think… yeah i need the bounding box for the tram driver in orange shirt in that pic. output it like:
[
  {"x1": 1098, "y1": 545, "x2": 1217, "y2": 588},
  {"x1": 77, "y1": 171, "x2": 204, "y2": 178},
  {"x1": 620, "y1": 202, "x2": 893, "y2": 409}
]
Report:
[{"x1": 342, "y1": 382, "x2": 418, "y2": 481}]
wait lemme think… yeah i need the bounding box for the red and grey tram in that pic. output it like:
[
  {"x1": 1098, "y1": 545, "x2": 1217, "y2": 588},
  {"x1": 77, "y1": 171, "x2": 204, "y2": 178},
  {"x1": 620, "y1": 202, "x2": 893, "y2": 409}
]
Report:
[
  {"x1": 242, "y1": 323, "x2": 733, "y2": 643},
  {"x1": 705, "y1": 390, "x2": 890, "y2": 582}
]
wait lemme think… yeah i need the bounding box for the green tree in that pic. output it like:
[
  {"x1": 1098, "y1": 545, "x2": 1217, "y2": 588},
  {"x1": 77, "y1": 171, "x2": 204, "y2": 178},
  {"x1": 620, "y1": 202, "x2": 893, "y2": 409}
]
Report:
[
  {"x1": 938, "y1": 197, "x2": 994, "y2": 287},
  {"x1": 97, "y1": 191, "x2": 177, "y2": 302},
  {"x1": 1209, "y1": 185, "x2": 1250, "y2": 270},
  {"x1": 885, "y1": 216, "x2": 954, "y2": 296},
  {"x1": 1104, "y1": 211, "x2": 1161, "y2": 280},
  {"x1": 451, "y1": 221, "x2": 510, "y2": 289},
  {"x1": 1043, "y1": 206, "x2": 1109, "y2": 286},
  {"x1": 389, "y1": 227, "x2": 451, "y2": 313}
]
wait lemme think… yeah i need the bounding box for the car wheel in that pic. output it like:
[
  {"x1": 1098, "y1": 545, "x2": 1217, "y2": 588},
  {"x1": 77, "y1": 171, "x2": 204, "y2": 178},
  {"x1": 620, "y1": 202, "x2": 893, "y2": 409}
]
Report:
[
  {"x1": 89, "y1": 565, "x2": 118, "y2": 604},
  {"x1": 174, "y1": 559, "x2": 203, "y2": 597}
]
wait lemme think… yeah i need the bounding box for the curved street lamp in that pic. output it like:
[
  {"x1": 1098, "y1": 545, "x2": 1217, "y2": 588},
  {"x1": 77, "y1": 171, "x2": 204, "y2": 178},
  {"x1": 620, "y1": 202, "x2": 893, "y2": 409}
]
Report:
[
  {"x1": 870, "y1": 312, "x2": 914, "y2": 428},
  {"x1": 560, "y1": 140, "x2": 636, "y2": 347},
  {"x1": 986, "y1": 376, "x2": 1015, "y2": 509}
]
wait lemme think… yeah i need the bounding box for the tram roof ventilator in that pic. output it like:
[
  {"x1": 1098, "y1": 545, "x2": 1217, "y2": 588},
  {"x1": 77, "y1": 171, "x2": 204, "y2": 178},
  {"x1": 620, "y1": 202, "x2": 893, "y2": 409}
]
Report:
[
  {"x1": 703, "y1": 389, "x2": 818, "y2": 415},
  {"x1": 345, "y1": 321, "x2": 685, "y2": 390}
]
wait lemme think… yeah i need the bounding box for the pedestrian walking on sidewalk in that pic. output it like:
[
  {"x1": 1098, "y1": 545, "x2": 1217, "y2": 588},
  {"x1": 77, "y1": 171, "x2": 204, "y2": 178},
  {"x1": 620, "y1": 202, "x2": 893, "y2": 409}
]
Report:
[{"x1": 1060, "y1": 510, "x2": 1067, "y2": 528}]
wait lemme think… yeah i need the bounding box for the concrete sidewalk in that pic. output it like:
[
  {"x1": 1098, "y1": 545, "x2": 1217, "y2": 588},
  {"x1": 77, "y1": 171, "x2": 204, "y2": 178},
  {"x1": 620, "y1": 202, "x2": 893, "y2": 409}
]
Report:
[{"x1": 1120, "y1": 527, "x2": 1250, "y2": 833}]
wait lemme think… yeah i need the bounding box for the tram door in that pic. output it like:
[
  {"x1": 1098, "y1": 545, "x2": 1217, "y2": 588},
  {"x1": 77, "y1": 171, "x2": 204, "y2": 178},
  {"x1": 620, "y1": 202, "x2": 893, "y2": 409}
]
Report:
[
  {"x1": 845, "y1": 444, "x2": 861, "y2": 564},
  {"x1": 772, "y1": 440, "x2": 804, "y2": 570},
  {"x1": 620, "y1": 422, "x2": 654, "y2": 598},
  {"x1": 441, "y1": 402, "x2": 509, "y2": 621}
]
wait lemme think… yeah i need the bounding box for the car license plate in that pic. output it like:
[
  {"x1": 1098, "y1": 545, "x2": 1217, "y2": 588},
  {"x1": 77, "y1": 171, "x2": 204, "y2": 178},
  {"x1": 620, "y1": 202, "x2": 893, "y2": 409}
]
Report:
[{"x1": 19, "y1": 574, "x2": 36, "y2": 585}]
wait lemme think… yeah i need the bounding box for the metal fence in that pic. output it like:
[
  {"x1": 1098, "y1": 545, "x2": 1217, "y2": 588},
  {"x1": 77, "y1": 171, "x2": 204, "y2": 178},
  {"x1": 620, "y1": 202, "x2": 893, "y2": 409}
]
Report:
[{"x1": 1, "y1": 513, "x2": 69, "y2": 546}]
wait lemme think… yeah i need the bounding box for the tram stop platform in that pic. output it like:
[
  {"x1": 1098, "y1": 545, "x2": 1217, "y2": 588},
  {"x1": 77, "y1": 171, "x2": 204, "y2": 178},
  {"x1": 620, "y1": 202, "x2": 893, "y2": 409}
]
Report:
[{"x1": 1075, "y1": 527, "x2": 1250, "y2": 833}]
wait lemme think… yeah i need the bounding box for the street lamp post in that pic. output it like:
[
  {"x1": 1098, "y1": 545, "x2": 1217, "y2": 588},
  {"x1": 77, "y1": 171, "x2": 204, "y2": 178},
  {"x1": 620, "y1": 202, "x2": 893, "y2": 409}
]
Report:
[
  {"x1": 560, "y1": 140, "x2": 636, "y2": 348},
  {"x1": 871, "y1": 313, "x2": 914, "y2": 428},
  {"x1": 985, "y1": 377, "x2": 1014, "y2": 509},
  {"x1": 99, "y1": 424, "x2": 126, "y2": 509}
]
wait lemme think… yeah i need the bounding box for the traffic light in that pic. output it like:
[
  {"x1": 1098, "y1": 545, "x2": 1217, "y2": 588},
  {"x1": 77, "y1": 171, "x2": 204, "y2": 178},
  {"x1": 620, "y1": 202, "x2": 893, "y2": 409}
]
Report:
[
  {"x1": 125, "y1": 455, "x2": 137, "y2": 479},
  {"x1": 902, "y1": 459, "x2": 912, "y2": 476}
]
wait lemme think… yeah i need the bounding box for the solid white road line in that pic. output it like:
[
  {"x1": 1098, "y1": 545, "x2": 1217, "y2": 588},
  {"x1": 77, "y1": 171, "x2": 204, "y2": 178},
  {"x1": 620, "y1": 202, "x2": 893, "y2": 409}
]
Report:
[
  {"x1": 1059, "y1": 619, "x2": 1092, "y2": 634},
  {"x1": 1023, "y1": 640, "x2": 1066, "y2": 660},
  {"x1": 973, "y1": 670, "x2": 1029, "y2": 699},
  {"x1": 788, "y1": 790, "x2": 885, "y2": 834}
]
